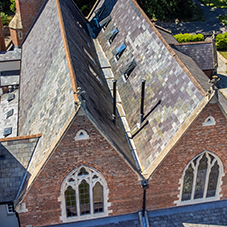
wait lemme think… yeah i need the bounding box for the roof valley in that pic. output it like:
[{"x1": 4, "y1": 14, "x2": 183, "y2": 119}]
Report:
[{"x1": 88, "y1": 25, "x2": 143, "y2": 171}]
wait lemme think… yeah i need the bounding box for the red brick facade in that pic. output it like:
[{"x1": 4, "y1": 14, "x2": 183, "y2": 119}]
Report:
[
  {"x1": 13, "y1": 0, "x2": 46, "y2": 45},
  {"x1": 18, "y1": 114, "x2": 142, "y2": 227},
  {"x1": 18, "y1": 103, "x2": 227, "y2": 226},
  {"x1": 0, "y1": 17, "x2": 6, "y2": 51},
  {"x1": 146, "y1": 103, "x2": 227, "y2": 210}
]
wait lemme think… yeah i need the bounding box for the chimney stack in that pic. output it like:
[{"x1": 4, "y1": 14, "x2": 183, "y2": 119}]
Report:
[{"x1": 0, "y1": 17, "x2": 6, "y2": 51}]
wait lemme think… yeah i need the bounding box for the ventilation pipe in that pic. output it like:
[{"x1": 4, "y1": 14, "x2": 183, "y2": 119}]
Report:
[
  {"x1": 140, "y1": 80, "x2": 146, "y2": 125},
  {"x1": 112, "y1": 80, "x2": 117, "y2": 124},
  {"x1": 142, "y1": 179, "x2": 149, "y2": 217}
]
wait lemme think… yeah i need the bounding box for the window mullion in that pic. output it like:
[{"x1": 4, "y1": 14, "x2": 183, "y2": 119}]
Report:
[
  {"x1": 76, "y1": 183, "x2": 80, "y2": 216},
  {"x1": 203, "y1": 153, "x2": 211, "y2": 199},
  {"x1": 90, "y1": 183, "x2": 94, "y2": 215},
  {"x1": 191, "y1": 161, "x2": 198, "y2": 200}
]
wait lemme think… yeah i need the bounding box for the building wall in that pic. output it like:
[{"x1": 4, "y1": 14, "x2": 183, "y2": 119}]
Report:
[
  {"x1": 18, "y1": 114, "x2": 142, "y2": 227},
  {"x1": 146, "y1": 103, "x2": 227, "y2": 210},
  {"x1": 15, "y1": 0, "x2": 46, "y2": 42}
]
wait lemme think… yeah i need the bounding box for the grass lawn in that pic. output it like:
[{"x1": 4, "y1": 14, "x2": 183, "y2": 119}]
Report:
[
  {"x1": 219, "y1": 50, "x2": 227, "y2": 60},
  {"x1": 200, "y1": 0, "x2": 227, "y2": 8}
]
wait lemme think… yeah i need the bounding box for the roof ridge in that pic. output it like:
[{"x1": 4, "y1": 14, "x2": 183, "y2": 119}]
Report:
[
  {"x1": 0, "y1": 133, "x2": 42, "y2": 142},
  {"x1": 171, "y1": 41, "x2": 212, "y2": 46},
  {"x1": 55, "y1": 0, "x2": 79, "y2": 103},
  {"x1": 130, "y1": 0, "x2": 207, "y2": 97},
  {"x1": 154, "y1": 24, "x2": 172, "y2": 34}
]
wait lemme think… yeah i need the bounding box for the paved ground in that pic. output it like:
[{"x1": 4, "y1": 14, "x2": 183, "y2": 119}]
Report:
[{"x1": 156, "y1": 0, "x2": 227, "y2": 34}]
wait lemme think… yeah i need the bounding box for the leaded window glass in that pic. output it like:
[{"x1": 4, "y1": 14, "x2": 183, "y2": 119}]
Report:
[
  {"x1": 194, "y1": 154, "x2": 208, "y2": 199},
  {"x1": 79, "y1": 180, "x2": 90, "y2": 215},
  {"x1": 93, "y1": 182, "x2": 103, "y2": 213},
  {"x1": 207, "y1": 161, "x2": 219, "y2": 197},
  {"x1": 179, "y1": 152, "x2": 223, "y2": 204},
  {"x1": 65, "y1": 186, "x2": 77, "y2": 217},
  {"x1": 182, "y1": 164, "x2": 194, "y2": 201},
  {"x1": 61, "y1": 166, "x2": 108, "y2": 221}
]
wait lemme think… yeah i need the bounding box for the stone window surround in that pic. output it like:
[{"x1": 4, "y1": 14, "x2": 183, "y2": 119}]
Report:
[
  {"x1": 202, "y1": 116, "x2": 216, "y2": 126},
  {"x1": 74, "y1": 129, "x2": 89, "y2": 141},
  {"x1": 58, "y1": 165, "x2": 111, "y2": 223},
  {"x1": 174, "y1": 151, "x2": 224, "y2": 206}
]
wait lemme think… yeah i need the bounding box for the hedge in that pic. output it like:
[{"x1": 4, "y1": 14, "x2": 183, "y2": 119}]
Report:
[
  {"x1": 174, "y1": 33, "x2": 205, "y2": 43},
  {"x1": 216, "y1": 33, "x2": 227, "y2": 50}
]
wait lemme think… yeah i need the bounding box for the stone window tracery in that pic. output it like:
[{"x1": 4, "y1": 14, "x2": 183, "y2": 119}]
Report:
[
  {"x1": 175, "y1": 151, "x2": 224, "y2": 206},
  {"x1": 59, "y1": 166, "x2": 110, "y2": 222}
]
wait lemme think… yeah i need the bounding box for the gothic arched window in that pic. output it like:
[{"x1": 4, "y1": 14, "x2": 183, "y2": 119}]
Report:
[
  {"x1": 175, "y1": 152, "x2": 224, "y2": 206},
  {"x1": 59, "y1": 166, "x2": 110, "y2": 222}
]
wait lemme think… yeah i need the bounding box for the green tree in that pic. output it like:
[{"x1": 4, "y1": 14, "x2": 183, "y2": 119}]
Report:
[
  {"x1": 0, "y1": 12, "x2": 10, "y2": 25},
  {"x1": 10, "y1": 0, "x2": 16, "y2": 13},
  {"x1": 73, "y1": 0, "x2": 96, "y2": 16},
  {"x1": 137, "y1": 0, "x2": 194, "y2": 21},
  {"x1": 0, "y1": 0, "x2": 11, "y2": 11}
]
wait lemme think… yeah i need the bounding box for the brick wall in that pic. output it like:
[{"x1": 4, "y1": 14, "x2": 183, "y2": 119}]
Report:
[
  {"x1": 15, "y1": 0, "x2": 46, "y2": 43},
  {"x1": 146, "y1": 103, "x2": 227, "y2": 210},
  {"x1": 18, "y1": 115, "x2": 142, "y2": 227},
  {"x1": 0, "y1": 17, "x2": 6, "y2": 51}
]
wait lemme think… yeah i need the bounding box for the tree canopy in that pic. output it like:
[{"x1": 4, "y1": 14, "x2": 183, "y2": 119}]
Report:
[
  {"x1": 136, "y1": 0, "x2": 195, "y2": 21},
  {"x1": 73, "y1": 0, "x2": 96, "y2": 17}
]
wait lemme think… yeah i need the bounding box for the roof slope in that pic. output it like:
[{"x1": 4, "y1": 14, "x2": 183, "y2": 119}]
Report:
[
  {"x1": 17, "y1": 0, "x2": 140, "y2": 203},
  {"x1": 173, "y1": 49, "x2": 210, "y2": 92},
  {"x1": 0, "y1": 136, "x2": 39, "y2": 203},
  {"x1": 94, "y1": 0, "x2": 209, "y2": 171},
  {"x1": 19, "y1": 0, "x2": 76, "y2": 178},
  {"x1": 58, "y1": 0, "x2": 138, "y2": 170},
  {"x1": 171, "y1": 42, "x2": 215, "y2": 70}
]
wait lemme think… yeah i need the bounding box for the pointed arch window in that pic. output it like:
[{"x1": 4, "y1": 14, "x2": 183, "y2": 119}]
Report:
[
  {"x1": 65, "y1": 186, "x2": 77, "y2": 217},
  {"x1": 176, "y1": 152, "x2": 224, "y2": 206},
  {"x1": 59, "y1": 166, "x2": 110, "y2": 222}
]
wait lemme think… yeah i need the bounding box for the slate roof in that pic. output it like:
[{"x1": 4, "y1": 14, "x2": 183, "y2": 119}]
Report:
[
  {"x1": 18, "y1": 0, "x2": 77, "y2": 190},
  {"x1": 59, "y1": 0, "x2": 137, "y2": 168},
  {"x1": 92, "y1": 0, "x2": 208, "y2": 172},
  {"x1": 43, "y1": 212, "x2": 140, "y2": 227},
  {"x1": 172, "y1": 49, "x2": 210, "y2": 92},
  {"x1": 16, "y1": 0, "x2": 140, "y2": 205},
  {"x1": 0, "y1": 136, "x2": 40, "y2": 203},
  {"x1": 0, "y1": 47, "x2": 21, "y2": 62},
  {"x1": 0, "y1": 70, "x2": 20, "y2": 86},
  {"x1": 155, "y1": 25, "x2": 178, "y2": 45},
  {"x1": 171, "y1": 41, "x2": 215, "y2": 70},
  {"x1": 0, "y1": 89, "x2": 19, "y2": 138}
]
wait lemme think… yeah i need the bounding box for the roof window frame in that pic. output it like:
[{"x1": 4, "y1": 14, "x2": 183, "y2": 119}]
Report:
[
  {"x1": 120, "y1": 59, "x2": 137, "y2": 81},
  {"x1": 99, "y1": 15, "x2": 112, "y2": 31},
  {"x1": 106, "y1": 28, "x2": 118, "y2": 45},
  {"x1": 112, "y1": 43, "x2": 127, "y2": 61}
]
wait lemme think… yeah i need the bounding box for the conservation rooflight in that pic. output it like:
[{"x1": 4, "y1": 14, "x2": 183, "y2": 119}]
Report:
[
  {"x1": 112, "y1": 43, "x2": 126, "y2": 61},
  {"x1": 95, "y1": 5, "x2": 105, "y2": 18},
  {"x1": 120, "y1": 59, "x2": 137, "y2": 81},
  {"x1": 106, "y1": 28, "x2": 118, "y2": 45},
  {"x1": 99, "y1": 15, "x2": 112, "y2": 31}
]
